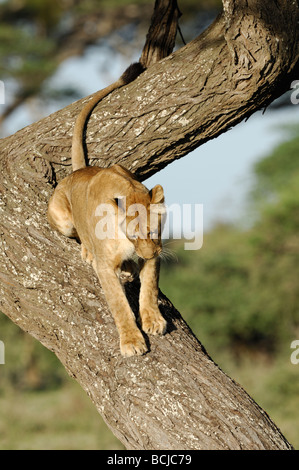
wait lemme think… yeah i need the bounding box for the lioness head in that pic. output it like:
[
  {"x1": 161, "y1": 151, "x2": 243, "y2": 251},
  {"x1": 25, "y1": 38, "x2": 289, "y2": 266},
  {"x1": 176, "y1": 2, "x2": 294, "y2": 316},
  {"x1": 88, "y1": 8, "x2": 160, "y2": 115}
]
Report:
[{"x1": 115, "y1": 184, "x2": 165, "y2": 260}]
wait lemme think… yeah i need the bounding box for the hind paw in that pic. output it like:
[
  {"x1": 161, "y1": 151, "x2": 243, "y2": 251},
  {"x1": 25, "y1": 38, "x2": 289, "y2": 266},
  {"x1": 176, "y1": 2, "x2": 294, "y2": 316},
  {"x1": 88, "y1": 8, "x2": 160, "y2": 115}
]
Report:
[{"x1": 81, "y1": 245, "x2": 93, "y2": 265}]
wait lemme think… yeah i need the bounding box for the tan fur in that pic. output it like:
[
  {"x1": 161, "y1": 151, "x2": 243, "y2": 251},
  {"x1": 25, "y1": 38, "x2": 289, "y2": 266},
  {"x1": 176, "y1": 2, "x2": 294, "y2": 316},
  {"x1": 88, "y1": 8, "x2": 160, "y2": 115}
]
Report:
[{"x1": 48, "y1": 64, "x2": 166, "y2": 356}]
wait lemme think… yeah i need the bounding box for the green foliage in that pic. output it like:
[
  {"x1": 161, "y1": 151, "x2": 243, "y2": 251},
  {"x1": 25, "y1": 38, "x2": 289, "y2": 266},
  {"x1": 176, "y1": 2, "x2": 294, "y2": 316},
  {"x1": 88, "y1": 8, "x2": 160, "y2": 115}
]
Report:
[
  {"x1": 0, "y1": 30, "x2": 56, "y2": 92},
  {"x1": 0, "y1": 378, "x2": 124, "y2": 450},
  {"x1": 159, "y1": 127, "x2": 299, "y2": 448},
  {"x1": 161, "y1": 227, "x2": 278, "y2": 354},
  {"x1": 252, "y1": 130, "x2": 299, "y2": 203},
  {"x1": 0, "y1": 313, "x2": 65, "y2": 392},
  {"x1": 161, "y1": 129, "x2": 299, "y2": 358},
  {"x1": 0, "y1": 2, "x2": 61, "y2": 101}
]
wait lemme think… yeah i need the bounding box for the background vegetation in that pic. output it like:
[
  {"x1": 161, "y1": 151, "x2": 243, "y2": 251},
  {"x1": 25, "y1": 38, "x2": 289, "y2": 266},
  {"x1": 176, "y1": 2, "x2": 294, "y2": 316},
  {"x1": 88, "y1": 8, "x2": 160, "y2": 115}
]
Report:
[
  {"x1": 0, "y1": 0, "x2": 298, "y2": 451},
  {"x1": 161, "y1": 126, "x2": 299, "y2": 449},
  {"x1": 0, "y1": 0, "x2": 221, "y2": 127}
]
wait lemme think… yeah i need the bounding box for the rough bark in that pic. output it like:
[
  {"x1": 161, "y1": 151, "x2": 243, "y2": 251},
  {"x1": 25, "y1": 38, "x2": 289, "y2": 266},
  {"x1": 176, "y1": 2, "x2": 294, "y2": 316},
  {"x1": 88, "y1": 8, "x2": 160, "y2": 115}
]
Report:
[{"x1": 0, "y1": 0, "x2": 298, "y2": 450}]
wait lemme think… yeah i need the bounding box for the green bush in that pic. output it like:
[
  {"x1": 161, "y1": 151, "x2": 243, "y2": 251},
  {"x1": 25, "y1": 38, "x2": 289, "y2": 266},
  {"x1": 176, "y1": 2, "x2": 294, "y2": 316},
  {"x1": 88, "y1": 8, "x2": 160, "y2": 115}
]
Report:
[{"x1": 161, "y1": 128, "x2": 299, "y2": 358}]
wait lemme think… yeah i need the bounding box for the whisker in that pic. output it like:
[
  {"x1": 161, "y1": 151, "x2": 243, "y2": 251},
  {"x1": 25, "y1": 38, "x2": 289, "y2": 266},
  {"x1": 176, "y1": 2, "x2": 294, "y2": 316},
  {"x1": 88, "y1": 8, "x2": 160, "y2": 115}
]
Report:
[{"x1": 159, "y1": 246, "x2": 178, "y2": 263}]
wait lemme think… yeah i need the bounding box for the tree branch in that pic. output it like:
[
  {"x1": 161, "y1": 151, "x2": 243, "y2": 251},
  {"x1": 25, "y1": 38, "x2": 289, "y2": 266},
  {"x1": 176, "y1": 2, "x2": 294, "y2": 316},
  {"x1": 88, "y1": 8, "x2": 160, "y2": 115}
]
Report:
[
  {"x1": 0, "y1": 0, "x2": 298, "y2": 449},
  {"x1": 140, "y1": 0, "x2": 181, "y2": 68}
]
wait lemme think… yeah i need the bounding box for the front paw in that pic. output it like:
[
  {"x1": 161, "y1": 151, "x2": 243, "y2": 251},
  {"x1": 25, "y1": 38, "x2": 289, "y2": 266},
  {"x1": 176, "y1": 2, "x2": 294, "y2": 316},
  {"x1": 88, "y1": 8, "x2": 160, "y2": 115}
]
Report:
[
  {"x1": 120, "y1": 330, "x2": 148, "y2": 357},
  {"x1": 141, "y1": 308, "x2": 167, "y2": 336},
  {"x1": 119, "y1": 260, "x2": 138, "y2": 283}
]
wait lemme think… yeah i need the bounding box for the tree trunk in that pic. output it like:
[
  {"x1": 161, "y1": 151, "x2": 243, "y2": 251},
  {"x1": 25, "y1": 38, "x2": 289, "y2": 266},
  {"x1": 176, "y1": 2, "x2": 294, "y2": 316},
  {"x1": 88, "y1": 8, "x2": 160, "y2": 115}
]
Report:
[{"x1": 0, "y1": 0, "x2": 298, "y2": 449}]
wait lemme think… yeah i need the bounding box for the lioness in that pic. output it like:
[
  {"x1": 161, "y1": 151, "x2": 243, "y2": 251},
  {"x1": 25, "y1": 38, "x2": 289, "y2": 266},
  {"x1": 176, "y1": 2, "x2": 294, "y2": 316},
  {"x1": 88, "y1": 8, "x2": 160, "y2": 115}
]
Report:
[{"x1": 48, "y1": 63, "x2": 167, "y2": 356}]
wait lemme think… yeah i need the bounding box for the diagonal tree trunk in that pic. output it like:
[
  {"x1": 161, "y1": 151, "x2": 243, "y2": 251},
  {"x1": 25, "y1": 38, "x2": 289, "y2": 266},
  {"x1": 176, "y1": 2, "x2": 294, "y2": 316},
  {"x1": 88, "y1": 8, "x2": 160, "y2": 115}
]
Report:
[{"x1": 0, "y1": 0, "x2": 298, "y2": 449}]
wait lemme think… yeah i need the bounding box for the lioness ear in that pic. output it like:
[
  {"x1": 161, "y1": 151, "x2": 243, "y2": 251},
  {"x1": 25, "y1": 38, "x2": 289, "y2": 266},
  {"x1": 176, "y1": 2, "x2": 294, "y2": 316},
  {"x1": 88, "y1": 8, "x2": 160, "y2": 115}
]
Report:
[
  {"x1": 113, "y1": 196, "x2": 125, "y2": 209},
  {"x1": 113, "y1": 196, "x2": 126, "y2": 211},
  {"x1": 150, "y1": 185, "x2": 164, "y2": 204}
]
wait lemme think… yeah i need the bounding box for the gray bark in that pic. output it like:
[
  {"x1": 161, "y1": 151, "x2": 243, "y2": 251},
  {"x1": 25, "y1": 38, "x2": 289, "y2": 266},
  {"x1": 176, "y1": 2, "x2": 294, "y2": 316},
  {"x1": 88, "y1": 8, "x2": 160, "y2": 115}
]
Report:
[{"x1": 0, "y1": 0, "x2": 298, "y2": 449}]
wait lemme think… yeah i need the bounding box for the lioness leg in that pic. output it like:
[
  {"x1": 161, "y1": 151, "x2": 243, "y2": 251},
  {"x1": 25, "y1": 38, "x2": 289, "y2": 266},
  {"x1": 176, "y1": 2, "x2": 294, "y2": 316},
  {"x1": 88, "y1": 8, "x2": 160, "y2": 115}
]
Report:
[
  {"x1": 95, "y1": 263, "x2": 147, "y2": 357},
  {"x1": 47, "y1": 186, "x2": 77, "y2": 238},
  {"x1": 139, "y1": 258, "x2": 167, "y2": 335}
]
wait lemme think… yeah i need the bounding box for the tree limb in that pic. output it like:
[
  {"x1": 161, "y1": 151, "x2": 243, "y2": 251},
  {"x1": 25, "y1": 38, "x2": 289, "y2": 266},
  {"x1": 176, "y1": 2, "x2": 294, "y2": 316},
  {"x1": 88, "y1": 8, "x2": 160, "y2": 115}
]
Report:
[
  {"x1": 0, "y1": 0, "x2": 298, "y2": 449},
  {"x1": 140, "y1": 0, "x2": 181, "y2": 68}
]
